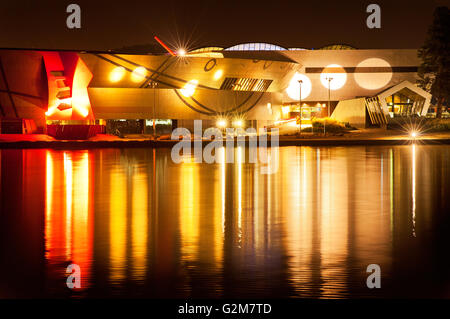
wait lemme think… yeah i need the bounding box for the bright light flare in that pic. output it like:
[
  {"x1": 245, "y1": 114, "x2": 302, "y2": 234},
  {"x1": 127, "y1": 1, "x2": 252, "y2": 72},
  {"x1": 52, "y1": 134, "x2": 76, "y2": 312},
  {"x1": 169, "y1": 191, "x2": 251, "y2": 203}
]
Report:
[
  {"x1": 320, "y1": 64, "x2": 347, "y2": 90},
  {"x1": 177, "y1": 48, "x2": 186, "y2": 56},
  {"x1": 410, "y1": 131, "x2": 418, "y2": 138},
  {"x1": 180, "y1": 79, "x2": 198, "y2": 97},
  {"x1": 217, "y1": 119, "x2": 227, "y2": 128},
  {"x1": 233, "y1": 119, "x2": 243, "y2": 128}
]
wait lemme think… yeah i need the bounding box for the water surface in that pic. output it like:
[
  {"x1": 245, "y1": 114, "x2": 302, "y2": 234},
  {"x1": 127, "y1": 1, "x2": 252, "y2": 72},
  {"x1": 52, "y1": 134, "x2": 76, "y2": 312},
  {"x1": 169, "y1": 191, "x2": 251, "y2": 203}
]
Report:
[{"x1": 0, "y1": 145, "x2": 449, "y2": 298}]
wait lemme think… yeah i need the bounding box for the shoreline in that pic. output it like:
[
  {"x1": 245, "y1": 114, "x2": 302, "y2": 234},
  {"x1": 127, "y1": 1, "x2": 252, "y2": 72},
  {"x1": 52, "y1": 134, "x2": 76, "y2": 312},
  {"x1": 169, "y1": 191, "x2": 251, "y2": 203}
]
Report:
[{"x1": 1, "y1": 133, "x2": 450, "y2": 149}]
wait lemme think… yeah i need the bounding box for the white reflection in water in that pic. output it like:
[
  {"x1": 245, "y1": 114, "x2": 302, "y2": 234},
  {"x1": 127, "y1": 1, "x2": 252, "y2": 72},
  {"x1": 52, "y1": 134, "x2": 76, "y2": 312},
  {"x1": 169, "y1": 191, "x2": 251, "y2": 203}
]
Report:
[{"x1": 412, "y1": 144, "x2": 416, "y2": 237}]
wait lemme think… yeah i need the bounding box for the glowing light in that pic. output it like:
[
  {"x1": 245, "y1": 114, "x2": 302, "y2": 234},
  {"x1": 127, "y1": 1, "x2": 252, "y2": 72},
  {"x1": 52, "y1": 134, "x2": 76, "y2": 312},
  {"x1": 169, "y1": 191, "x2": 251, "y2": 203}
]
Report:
[
  {"x1": 74, "y1": 106, "x2": 89, "y2": 118},
  {"x1": 109, "y1": 66, "x2": 125, "y2": 83},
  {"x1": 131, "y1": 66, "x2": 147, "y2": 83},
  {"x1": 410, "y1": 131, "x2": 418, "y2": 138},
  {"x1": 213, "y1": 69, "x2": 223, "y2": 80},
  {"x1": 354, "y1": 58, "x2": 392, "y2": 90},
  {"x1": 217, "y1": 119, "x2": 227, "y2": 128},
  {"x1": 45, "y1": 107, "x2": 57, "y2": 117},
  {"x1": 71, "y1": 57, "x2": 93, "y2": 120},
  {"x1": 320, "y1": 64, "x2": 347, "y2": 90},
  {"x1": 233, "y1": 119, "x2": 243, "y2": 127},
  {"x1": 286, "y1": 73, "x2": 312, "y2": 100},
  {"x1": 282, "y1": 106, "x2": 290, "y2": 116},
  {"x1": 177, "y1": 48, "x2": 186, "y2": 56},
  {"x1": 180, "y1": 79, "x2": 198, "y2": 97}
]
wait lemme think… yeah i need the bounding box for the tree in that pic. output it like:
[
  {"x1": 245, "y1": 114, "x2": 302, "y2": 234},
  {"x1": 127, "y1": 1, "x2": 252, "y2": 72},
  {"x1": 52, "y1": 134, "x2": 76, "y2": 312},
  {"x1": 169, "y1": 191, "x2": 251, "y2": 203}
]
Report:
[{"x1": 418, "y1": 6, "x2": 450, "y2": 118}]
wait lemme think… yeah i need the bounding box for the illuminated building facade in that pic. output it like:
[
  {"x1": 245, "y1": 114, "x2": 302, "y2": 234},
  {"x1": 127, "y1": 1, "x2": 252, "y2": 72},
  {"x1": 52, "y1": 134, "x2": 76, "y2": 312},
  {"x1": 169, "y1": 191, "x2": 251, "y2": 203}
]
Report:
[{"x1": 0, "y1": 44, "x2": 431, "y2": 137}]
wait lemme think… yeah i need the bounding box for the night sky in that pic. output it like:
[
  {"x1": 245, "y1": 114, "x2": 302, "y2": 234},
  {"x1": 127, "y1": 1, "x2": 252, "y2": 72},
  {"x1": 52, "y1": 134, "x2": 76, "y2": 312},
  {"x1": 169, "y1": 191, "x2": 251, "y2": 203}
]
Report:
[{"x1": 0, "y1": 0, "x2": 448, "y2": 52}]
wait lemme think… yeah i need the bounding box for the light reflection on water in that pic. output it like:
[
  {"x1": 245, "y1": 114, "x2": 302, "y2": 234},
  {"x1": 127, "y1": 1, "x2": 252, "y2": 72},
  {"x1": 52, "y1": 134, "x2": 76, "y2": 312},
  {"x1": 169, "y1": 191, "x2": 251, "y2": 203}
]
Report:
[{"x1": 0, "y1": 145, "x2": 449, "y2": 298}]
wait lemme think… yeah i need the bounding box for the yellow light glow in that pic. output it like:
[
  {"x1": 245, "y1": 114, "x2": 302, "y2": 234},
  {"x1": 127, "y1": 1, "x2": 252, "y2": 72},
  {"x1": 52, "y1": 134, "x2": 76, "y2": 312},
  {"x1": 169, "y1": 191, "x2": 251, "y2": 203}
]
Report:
[
  {"x1": 320, "y1": 64, "x2": 347, "y2": 90},
  {"x1": 233, "y1": 119, "x2": 243, "y2": 127},
  {"x1": 179, "y1": 162, "x2": 199, "y2": 261},
  {"x1": 131, "y1": 166, "x2": 148, "y2": 281},
  {"x1": 178, "y1": 48, "x2": 186, "y2": 56},
  {"x1": 180, "y1": 79, "x2": 198, "y2": 97},
  {"x1": 286, "y1": 72, "x2": 312, "y2": 100},
  {"x1": 74, "y1": 105, "x2": 89, "y2": 118},
  {"x1": 354, "y1": 58, "x2": 392, "y2": 90},
  {"x1": 45, "y1": 107, "x2": 57, "y2": 117},
  {"x1": 109, "y1": 66, "x2": 125, "y2": 83},
  {"x1": 131, "y1": 66, "x2": 147, "y2": 83},
  {"x1": 282, "y1": 106, "x2": 290, "y2": 116},
  {"x1": 110, "y1": 169, "x2": 127, "y2": 283},
  {"x1": 411, "y1": 131, "x2": 418, "y2": 138},
  {"x1": 213, "y1": 69, "x2": 223, "y2": 80},
  {"x1": 217, "y1": 119, "x2": 227, "y2": 128}
]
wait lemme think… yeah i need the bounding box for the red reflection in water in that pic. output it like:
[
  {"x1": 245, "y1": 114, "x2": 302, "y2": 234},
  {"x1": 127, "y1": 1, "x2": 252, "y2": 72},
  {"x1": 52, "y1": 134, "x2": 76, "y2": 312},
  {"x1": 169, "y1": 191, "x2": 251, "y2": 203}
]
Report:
[{"x1": 45, "y1": 150, "x2": 93, "y2": 291}]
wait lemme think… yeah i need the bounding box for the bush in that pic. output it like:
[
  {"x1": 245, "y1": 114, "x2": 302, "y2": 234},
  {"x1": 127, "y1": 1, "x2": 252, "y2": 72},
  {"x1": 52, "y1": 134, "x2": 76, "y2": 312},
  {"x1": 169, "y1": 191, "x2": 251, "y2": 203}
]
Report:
[
  {"x1": 387, "y1": 117, "x2": 450, "y2": 132},
  {"x1": 425, "y1": 119, "x2": 450, "y2": 132},
  {"x1": 302, "y1": 118, "x2": 352, "y2": 133}
]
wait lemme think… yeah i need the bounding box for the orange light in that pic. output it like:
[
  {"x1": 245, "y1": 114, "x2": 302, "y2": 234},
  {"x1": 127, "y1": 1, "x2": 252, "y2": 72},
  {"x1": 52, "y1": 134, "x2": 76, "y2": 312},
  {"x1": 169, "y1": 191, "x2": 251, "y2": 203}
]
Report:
[
  {"x1": 131, "y1": 66, "x2": 147, "y2": 82},
  {"x1": 45, "y1": 107, "x2": 57, "y2": 117},
  {"x1": 217, "y1": 119, "x2": 227, "y2": 128},
  {"x1": 213, "y1": 69, "x2": 223, "y2": 80},
  {"x1": 109, "y1": 66, "x2": 125, "y2": 83},
  {"x1": 180, "y1": 80, "x2": 198, "y2": 97}
]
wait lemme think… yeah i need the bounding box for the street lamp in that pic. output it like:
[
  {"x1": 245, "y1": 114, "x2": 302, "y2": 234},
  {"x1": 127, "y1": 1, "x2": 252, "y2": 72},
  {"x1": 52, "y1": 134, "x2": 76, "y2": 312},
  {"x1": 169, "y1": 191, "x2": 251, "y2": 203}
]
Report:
[
  {"x1": 298, "y1": 79, "x2": 303, "y2": 135},
  {"x1": 150, "y1": 81, "x2": 158, "y2": 139}
]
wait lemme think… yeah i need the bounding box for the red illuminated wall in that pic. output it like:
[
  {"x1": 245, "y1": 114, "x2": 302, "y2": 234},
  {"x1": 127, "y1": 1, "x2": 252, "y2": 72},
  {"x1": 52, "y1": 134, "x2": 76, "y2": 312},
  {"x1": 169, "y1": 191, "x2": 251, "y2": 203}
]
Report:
[{"x1": 41, "y1": 51, "x2": 94, "y2": 121}]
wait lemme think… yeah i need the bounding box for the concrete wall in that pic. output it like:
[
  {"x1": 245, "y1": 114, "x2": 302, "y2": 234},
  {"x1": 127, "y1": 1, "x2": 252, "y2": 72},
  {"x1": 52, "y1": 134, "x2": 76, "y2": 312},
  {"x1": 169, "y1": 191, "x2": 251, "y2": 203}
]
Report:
[
  {"x1": 281, "y1": 49, "x2": 420, "y2": 102},
  {"x1": 0, "y1": 50, "x2": 48, "y2": 130},
  {"x1": 88, "y1": 87, "x2": 283, "y2": 121},
  {"x1": 331, "y1": 98, "x2": 367, "y2": 128}
]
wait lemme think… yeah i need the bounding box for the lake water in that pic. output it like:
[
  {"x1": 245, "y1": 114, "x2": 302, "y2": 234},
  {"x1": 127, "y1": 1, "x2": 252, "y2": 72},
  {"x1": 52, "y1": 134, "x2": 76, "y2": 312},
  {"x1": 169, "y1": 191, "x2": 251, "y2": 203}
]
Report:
[{"x1": 0, "y1": 145, "x2": 449, "y2": 298}]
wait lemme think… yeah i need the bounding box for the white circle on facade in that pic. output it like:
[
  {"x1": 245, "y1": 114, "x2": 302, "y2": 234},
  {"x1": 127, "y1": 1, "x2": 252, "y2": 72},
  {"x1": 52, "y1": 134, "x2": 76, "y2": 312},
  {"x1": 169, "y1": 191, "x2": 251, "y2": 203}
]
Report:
[
  {"x1": 285, "y1": 72, "x2": 312, "y2": 100},
  {"x1": 354, "y1": 58, "x2": 392, "y2": 90},
  {"x1": 320, "y1": 64, "x2": 347, "y2": 90}
]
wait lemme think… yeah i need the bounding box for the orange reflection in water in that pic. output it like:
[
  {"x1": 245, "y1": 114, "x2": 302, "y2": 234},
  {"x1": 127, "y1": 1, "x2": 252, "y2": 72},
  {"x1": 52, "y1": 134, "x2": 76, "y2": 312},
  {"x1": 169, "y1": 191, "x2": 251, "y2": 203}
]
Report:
[
  {"x1": 34, "y1": 145, "x2": 447, "y2": 298},
  {"x1": 109, "y1": 167, "x2": 127, "y2": 284},
  {"x1": 45, "y1": 150, "x2": 92, "y2": 290},
  {"x1": 282, "y1": 147, "x2": 392, "y2": 298},
  {"x1": 179, "y1": 158, "x2": 199, "y2": 263},
  {"x1": 131, "y1": 165, "x2": 149, "y2": 281}
]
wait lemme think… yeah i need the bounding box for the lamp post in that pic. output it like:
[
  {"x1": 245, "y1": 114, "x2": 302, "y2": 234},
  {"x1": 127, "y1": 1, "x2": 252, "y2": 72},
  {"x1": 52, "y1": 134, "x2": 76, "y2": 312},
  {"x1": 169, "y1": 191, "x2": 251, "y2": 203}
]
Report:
[
  {"x1": 150, "y1": 81, "x2": 158, "y2": 139},
  {"x1": 325, "y1": 76, "x2": 333, "y2": 135},
  {"x1": 298, "y1": 79, "x2": 303, "y2": 135}
]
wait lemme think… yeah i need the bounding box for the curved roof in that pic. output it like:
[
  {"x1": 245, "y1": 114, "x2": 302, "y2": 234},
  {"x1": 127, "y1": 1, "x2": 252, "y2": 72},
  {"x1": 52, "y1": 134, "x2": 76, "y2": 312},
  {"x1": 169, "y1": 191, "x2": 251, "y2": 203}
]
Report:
[
  {"x1": 319, "y1": 44, "x2": 356, "y2": 50},
  {"x1": 225, "y1": 43, "x2": 287, "y2": 51},
  {"x1": 189, "y1": 46, "x2": 224, "y2": 53}
]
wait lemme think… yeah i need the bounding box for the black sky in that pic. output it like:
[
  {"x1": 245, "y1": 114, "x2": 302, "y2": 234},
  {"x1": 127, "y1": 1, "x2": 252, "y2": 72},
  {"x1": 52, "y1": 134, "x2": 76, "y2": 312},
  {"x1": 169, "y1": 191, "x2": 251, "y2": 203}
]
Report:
[{"x1": 0, "y1": 0, "x2": 448, "y2": 51}]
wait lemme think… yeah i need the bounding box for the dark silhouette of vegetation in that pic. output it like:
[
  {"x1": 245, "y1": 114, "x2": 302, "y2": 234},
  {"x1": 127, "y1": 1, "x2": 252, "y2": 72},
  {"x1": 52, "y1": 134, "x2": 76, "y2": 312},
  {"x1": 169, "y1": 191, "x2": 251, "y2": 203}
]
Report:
[{"x1": 418, "y1": 6, "x2": 450, "y2": 118}]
